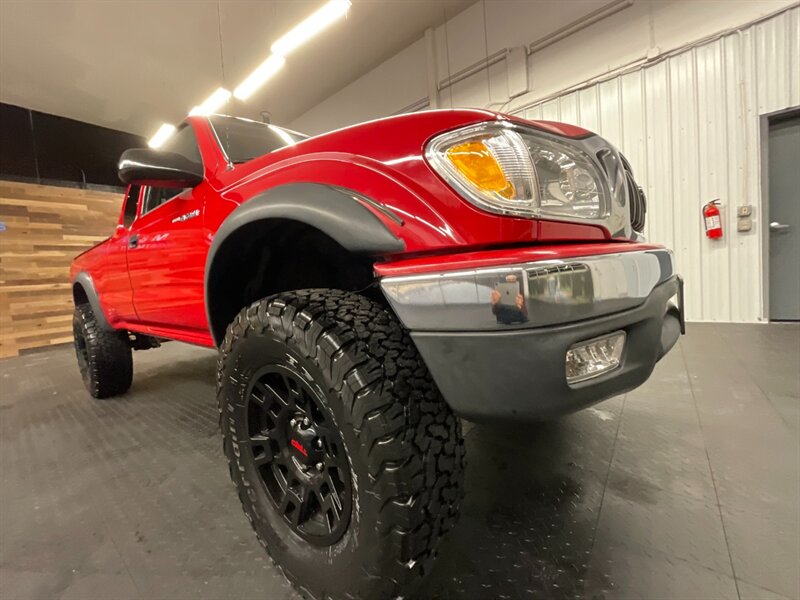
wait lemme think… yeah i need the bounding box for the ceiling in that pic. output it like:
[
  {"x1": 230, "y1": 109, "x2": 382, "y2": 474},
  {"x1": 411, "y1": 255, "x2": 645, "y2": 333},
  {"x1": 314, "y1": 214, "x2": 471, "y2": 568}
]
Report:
[{"x1": 0, "y1": 0, "x2": 475, "y2": 137}]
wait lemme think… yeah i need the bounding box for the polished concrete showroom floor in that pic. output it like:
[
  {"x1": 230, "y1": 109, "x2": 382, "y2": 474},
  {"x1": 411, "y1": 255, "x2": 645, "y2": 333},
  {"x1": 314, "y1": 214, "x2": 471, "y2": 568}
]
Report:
[{"x1": 1, "y1": 323, "x2": 798, "y2": 600}]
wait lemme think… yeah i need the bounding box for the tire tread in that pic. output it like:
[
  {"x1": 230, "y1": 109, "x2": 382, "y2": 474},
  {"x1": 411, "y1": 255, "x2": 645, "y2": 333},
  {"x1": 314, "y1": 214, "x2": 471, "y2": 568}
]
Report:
[
  {"x1": 73, "y1": 303, "x2": 132, "y2": 398},
  {"x1": 217, "y1": 289, "x2": 464, "y2": 599}
]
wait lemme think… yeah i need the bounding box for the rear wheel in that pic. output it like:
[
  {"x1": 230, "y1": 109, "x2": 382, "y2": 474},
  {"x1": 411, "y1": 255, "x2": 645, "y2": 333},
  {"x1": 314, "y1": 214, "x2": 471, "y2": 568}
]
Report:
[
  {"x1": 72, "y1": 303, "x2": 132, "y2": 398},
  {"x1": 217, "y1": 289, "x2": 464, "y2": 600}
]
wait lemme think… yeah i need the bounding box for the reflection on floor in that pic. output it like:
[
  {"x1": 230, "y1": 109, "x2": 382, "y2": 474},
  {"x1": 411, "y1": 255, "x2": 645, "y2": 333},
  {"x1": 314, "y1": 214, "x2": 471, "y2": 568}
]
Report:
[{"x1": 1, "y1": 323, "x2": 797, "y2": 600}]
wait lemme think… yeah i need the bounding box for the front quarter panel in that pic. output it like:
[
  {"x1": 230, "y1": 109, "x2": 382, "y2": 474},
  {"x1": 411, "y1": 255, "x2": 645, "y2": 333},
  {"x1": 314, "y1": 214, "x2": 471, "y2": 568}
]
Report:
[{"x1": 208, "y1": 153, "x2": 464, "y2": 252}]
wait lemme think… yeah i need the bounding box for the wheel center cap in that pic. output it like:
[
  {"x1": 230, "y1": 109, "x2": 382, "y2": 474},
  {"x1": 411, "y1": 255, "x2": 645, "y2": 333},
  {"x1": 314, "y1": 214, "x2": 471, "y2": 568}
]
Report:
[{"x1": 288, "y1": 419, "x2": 319, "y2": 466}]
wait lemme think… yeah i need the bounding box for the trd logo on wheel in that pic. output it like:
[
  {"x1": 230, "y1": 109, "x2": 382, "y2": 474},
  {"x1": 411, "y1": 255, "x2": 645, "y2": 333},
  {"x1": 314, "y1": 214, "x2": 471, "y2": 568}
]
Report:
[{"x1": 290, "y1": 438, "x2": 308, "y2": 457}]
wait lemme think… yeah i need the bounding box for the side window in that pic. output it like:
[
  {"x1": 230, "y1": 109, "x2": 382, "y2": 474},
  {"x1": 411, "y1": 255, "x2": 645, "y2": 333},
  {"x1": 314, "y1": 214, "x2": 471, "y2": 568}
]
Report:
[
  {"x1": 122, "y1": 185, "x2": 140, "y2": 228},
  {"x1": 141, "y1": 186, "x2": 183, "y2": 215}
]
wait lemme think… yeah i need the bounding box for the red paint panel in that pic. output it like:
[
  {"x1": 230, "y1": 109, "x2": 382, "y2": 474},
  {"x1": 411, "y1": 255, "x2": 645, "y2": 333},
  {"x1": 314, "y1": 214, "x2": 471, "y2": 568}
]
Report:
[
  {"x1": 507, "y1": 116, "x2": 593, "y2": 139},
  {"x1": 374, "y1": 243, "x2": 667, "y2": 277},
  {"x1": 537, "y1": 219, "x2": 608, "y2": 242}
]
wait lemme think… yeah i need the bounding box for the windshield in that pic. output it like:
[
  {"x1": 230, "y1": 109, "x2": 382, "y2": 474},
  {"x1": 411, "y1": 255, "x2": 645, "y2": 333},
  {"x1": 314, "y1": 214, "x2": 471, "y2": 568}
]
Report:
[{"x1": 208, "y1": 115, "x2": 309, "y2": 164}]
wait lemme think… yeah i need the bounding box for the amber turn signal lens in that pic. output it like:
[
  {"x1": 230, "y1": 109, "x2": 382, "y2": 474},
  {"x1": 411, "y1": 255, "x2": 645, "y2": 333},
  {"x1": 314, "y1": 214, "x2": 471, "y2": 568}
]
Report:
[{"x1": 446, "y1": 140, "x2": 515, "y2": 199}]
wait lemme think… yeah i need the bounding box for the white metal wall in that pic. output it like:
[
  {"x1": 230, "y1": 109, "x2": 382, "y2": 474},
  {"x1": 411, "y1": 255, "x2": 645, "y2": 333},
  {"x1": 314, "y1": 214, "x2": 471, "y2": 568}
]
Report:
[{"x1": 518, "y1": 8, "x2": 800, "y2": 322}]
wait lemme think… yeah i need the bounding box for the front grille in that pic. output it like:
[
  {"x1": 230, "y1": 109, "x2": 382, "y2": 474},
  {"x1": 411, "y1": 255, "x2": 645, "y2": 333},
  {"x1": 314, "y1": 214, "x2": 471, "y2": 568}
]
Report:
[{"x1": 621, "y1": 157, "x2": 647, "y2": 233}]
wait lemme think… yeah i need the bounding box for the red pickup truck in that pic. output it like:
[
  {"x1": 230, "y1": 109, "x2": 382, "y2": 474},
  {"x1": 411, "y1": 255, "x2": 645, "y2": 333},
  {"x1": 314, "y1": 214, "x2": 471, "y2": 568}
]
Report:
[{"x1": 70, "y1": 109, "x2": 683, "y2": 599}]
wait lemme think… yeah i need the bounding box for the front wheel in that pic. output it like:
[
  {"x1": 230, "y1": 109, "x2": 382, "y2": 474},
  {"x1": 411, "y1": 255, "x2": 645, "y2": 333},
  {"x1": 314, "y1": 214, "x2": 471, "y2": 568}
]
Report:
[{"x1": 217, "y1": 289, "x2": 464, "y2": 600}]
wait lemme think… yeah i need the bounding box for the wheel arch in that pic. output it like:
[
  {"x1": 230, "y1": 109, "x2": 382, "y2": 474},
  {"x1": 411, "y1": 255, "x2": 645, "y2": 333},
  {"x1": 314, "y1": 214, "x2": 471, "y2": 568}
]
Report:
[
  {"x1": 72, "y1": 272, "x2": 112, "y2": 331},
  {"x1": 205, "y1": 183, "x2": 404, "y2": 346}
]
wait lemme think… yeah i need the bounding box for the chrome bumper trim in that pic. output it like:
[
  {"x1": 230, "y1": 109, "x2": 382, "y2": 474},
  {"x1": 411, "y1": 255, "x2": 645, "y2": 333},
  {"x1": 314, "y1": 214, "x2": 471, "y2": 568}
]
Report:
[{"x1": 380, "y1": 249, "x2": 676, "y2": 331}]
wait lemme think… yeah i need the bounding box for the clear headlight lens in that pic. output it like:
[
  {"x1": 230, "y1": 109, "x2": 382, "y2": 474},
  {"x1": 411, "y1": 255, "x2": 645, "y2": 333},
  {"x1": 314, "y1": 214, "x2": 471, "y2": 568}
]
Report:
[
  {"x1": 527, "y1": 137, "x2": 605, "y2": 219},
  {"x1": 426, "y1": 123, "x2": 608, "y2": 220}
]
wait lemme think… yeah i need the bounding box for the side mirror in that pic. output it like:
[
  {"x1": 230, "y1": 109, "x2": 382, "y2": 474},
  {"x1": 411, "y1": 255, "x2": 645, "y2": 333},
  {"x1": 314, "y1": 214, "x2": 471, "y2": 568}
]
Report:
[{"x1": 118, "y1": 148, "x2": 203, "y2": 188}]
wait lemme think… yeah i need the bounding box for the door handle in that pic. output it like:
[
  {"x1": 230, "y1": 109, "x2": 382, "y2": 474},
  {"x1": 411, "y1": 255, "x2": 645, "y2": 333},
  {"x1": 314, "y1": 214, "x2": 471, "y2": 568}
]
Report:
[
  {"x1": 769, "y1": 222, "x2": 791, "y2": 233},
  {"x1": 128, "y1": 233, "x2": 139, "y2": 248}
]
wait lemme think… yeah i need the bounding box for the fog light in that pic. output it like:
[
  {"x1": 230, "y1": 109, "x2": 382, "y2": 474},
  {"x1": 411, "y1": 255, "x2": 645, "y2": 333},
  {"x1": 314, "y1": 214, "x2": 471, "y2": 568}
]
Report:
[{"x1": 565, "y1": 331, "x2": 626, "y2": 384}]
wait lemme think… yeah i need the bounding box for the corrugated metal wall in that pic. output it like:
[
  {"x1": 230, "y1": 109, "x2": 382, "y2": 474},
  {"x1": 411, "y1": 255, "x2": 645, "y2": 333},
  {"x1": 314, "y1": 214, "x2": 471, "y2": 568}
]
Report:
[{"x1": 516, "y1": 8, "x2": 800, "y2": 322}]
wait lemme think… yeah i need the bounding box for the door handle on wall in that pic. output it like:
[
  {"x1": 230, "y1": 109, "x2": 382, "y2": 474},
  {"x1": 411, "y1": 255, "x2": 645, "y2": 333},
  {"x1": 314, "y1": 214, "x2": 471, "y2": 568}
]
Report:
[
  {"x1": 128, "y1": 233, "x2": 139, "y2": 248},
  {"x1": 769, "y1": 222, "x2": 790, "y2": 233}
]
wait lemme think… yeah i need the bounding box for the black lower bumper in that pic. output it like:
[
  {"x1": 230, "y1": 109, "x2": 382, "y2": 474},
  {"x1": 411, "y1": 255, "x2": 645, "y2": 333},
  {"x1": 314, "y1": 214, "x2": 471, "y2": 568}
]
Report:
[{"x1": 411, "y1": 277, "x2": 683, "y2": 423}]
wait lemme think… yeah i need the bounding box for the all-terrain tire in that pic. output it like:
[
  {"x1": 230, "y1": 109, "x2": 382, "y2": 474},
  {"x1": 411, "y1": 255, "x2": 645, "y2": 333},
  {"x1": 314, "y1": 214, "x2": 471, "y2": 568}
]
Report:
[
  {"x1": 72, "y1": 303, "x2": 133, "y2": 398},
  {"x1": 217, "y1": 289, "x2": 465, "y2": 600}
]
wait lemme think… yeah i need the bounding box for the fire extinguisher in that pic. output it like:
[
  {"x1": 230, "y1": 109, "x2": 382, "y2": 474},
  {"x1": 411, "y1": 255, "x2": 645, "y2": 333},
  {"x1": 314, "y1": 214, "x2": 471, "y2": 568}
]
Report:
[{"x1": 703, "y1": 200, "x2": 723, "y2": 239}]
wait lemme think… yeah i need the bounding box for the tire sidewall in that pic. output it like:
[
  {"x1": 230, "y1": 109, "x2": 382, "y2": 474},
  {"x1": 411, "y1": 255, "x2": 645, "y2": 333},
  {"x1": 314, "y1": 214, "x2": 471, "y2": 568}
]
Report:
[
  {"x1": 219, "y1": 326, "x2": 390, "y2": 596},
  {"x1": 73, "y1": 309, "x2": 94, "y2": 392}
]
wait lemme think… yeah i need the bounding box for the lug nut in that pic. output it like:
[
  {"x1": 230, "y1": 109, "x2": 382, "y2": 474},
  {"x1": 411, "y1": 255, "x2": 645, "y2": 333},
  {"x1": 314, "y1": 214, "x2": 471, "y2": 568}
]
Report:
[
  {"x1": 315, "y1": 462, "x2": 324, "y2": 472},
  {"x1": 302, "y1": 417, "x2": 310, "y2": 427},
  {"x1": 290, "y1": 418, "x2": 297, "y2": 427},
  {"x1": 316, "y1": 439, "x2": 323, "y2": 449}
]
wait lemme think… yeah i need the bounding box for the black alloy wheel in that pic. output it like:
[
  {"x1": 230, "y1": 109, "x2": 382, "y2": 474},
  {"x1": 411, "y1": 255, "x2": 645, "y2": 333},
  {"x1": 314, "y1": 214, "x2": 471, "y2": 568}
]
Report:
[
  {"x1": 246, "y1": 365, "x2": 351, "y2": 545},
  {"x1": 218, "y1": 289, "x2": 465, "y2": 600}
]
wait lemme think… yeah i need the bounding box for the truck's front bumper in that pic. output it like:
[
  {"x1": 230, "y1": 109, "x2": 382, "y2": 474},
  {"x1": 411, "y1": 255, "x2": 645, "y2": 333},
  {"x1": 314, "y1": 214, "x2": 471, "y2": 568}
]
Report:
[{"x1": 380, "y1": 249, "x2": 684, "y2": 422}]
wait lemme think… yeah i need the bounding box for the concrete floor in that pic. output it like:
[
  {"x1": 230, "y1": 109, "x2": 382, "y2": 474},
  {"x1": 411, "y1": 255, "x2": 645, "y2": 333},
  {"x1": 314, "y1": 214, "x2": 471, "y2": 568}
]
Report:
[{"x1": 0, "y1": 323, "x2": 798, "y2": 600}]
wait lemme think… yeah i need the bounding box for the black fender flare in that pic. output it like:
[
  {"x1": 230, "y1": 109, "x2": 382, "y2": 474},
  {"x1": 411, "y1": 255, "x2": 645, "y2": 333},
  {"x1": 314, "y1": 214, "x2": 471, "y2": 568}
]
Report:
[
  {"x1": 204, "y1": 183, "x2": 405, "y2": 344},
  {"x1": 73, "y1": 272, "x2": 113, "y2": 331}
]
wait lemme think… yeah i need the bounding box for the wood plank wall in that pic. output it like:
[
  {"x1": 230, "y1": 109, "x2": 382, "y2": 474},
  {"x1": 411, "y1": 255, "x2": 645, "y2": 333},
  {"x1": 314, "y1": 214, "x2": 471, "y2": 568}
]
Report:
[{"x1": 0, "y1": 180, "x2": 122, "y2": 358}]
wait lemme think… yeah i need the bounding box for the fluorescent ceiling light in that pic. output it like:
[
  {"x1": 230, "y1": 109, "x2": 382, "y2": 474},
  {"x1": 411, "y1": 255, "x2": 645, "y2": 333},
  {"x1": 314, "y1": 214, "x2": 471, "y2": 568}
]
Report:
[
  {"x1": 189, "y1": 87, "x2": 231, "y2": 116},
  {"x1": 270, "y1": 0, "x2": 351, "y2": 57},
  {"x1": 233, "y1": 54, "x2": 286, "y2": 100},
  {"x1": 148, "y1": 123, "x2": 176, "y2": 148}
]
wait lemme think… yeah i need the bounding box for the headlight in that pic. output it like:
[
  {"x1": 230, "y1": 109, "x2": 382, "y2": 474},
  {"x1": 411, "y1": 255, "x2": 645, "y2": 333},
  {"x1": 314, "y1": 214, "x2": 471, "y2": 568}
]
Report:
[{"x1": 426, "y1": 122, "x2": 609, "y2": 220}]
